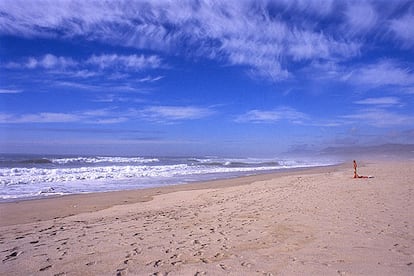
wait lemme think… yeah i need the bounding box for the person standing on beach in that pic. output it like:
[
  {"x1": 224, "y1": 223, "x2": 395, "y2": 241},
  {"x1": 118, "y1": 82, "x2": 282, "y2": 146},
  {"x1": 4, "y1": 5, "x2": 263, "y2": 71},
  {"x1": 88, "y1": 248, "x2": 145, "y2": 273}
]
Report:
[{"x1": 353, "y1": 160, "x2": 358, "y2": 178}]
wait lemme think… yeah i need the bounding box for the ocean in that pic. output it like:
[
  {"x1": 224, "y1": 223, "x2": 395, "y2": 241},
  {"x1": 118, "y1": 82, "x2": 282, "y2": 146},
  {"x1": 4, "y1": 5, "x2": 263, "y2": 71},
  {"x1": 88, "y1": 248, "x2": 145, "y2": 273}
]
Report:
[{"x1": 0, "y1": 154, "x2": 337, "y2": 201}]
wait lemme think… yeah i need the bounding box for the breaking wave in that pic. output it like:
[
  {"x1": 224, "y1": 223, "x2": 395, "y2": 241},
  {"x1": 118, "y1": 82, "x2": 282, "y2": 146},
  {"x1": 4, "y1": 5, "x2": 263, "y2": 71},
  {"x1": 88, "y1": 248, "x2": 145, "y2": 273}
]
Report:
[{"x1": 0, "y1": 154, "x2": 337, "y2": 200}]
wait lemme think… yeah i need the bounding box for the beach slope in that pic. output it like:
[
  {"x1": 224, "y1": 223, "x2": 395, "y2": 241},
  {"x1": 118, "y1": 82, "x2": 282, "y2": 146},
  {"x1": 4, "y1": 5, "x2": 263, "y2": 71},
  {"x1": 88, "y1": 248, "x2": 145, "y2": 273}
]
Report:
[{"x1": 1, "y1": 161, "x2": 413, "y2": 275}]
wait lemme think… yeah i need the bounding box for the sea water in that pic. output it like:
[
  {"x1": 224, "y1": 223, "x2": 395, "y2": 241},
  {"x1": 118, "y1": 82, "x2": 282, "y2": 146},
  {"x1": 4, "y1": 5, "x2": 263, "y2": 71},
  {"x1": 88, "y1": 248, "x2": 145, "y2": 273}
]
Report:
[{"x1": 0, "y1": 154, "x2": 337, "y2": 201}]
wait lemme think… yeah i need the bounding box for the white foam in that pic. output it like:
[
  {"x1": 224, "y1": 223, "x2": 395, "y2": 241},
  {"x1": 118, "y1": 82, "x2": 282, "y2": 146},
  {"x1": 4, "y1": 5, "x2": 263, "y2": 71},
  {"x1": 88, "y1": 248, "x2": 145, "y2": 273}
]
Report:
[
  {"x1": 51, "y1": 156, "x2": 159, "y2": 164},
  {"x1": 0, "y1": 159, "x2": 336, "y2": 200},
  {"x1": 0, "y1": 162, "x2": 330, "y2": 187}
]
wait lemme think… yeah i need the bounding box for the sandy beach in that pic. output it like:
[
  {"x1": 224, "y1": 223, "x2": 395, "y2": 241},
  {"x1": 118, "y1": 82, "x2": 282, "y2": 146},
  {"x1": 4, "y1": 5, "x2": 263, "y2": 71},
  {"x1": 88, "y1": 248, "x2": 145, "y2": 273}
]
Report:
[{"x1": 1, "y1": 161, "x2": 413, "y2": 275}]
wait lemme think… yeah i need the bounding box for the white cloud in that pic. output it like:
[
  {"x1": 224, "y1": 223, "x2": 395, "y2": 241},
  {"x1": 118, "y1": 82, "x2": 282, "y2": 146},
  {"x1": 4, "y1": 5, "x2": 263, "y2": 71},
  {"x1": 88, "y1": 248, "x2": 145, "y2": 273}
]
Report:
[
  {"x1": 222, "y1": 36, "x2": 289, "y2": 81},
  {"x1": 5, "y1": 53, "x2": 162, "y2": 73},
  {"x1": 343, "y1": 1, "x2": 378, "y2": 36},
  {"x1": 342, "y1": 108, "x2": 413, "y2": 127},
  {"x1": 0, "y1": 109, "x2": 124, "y2": 124},
  {"x1": 270, "y1": 0, "x2": 335, "y2": 16},
  {"x1": 5, "y1": 54, "x2": 77, "y2": 69},
  {"x1": 140, "y1": 106, "x2": 215, "y2": 121},
  {"x1": 138, "y1": 75, "x2": 164, "y2": 83},
  {"x1": 86, "y1": 54, "x2": 162, "y2": 71},
  {"x1": 53, "y1": 81, "x2": 102, "y2": 91},
  {"x1": 0, "y1": 112, "x2": 81, "y2": 123},
  {"x1": 65, "y1": 70, "x2": 98, "y2": 79},
  {"x1": 288, "y1": 29, "x2": 360, "y2": 61},
  {"x1": 236, "y1": 107, "x2": 309, "y2": 124},
  {"x1": 0, "y1": 88, "x2": 22, "y2": 94},
  {"x1": 0, "y1": 105, "x2": 216, "y2": 125},
  {"x1": 354, "y1": 97, "x2": 401, "y2": 106},
  {"x1": 81, "y1": 108, "x2": 113, "y2": 117},
  {"x1": 390, "y1": 12, "x2": 414, "y2": 47},
  {"x1": 0, "y1": 0, "x2": 364, "y2": 82},
  {"x1": 95, "y1": 117, "x2": 128, "y2": 124},
  {"x1": 53, "y1": 81, "x2": 141, "y2": 93},
  {"x1": 2, "y1": 0, "x2": 413, "y2": 85},
  {"x1": 196, "y1": 2, "x2": 358, "y2": 80},
  {"x1": 38, "y1": 54, "x2": 76, "y2": 69},
  {"x1": 191, "y1": 2, "x2": 292, "y2": 81},
  {"x1": 344, "y1": 59, "x2": 414, "y2": 87}
]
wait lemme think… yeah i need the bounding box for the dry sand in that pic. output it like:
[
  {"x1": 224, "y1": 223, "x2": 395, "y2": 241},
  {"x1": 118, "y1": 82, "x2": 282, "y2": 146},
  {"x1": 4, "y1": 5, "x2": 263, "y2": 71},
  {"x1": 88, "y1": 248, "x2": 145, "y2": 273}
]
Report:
[{"x1": 0, "y1": 161, "x2": 413, "y2": 275}]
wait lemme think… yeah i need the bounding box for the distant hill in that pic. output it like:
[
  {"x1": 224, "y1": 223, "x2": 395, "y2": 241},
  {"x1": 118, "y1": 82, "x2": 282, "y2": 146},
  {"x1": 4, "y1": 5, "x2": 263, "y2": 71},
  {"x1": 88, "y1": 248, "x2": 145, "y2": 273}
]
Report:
[{"x1": 321, "y1": 144, "x2": 414, "y2": 159}]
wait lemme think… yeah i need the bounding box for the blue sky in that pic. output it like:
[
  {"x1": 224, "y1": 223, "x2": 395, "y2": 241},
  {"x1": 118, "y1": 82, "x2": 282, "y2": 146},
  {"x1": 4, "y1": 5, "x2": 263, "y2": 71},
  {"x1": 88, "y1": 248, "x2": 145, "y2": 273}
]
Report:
[{"x1": 0, "y1": 0, "x2": 413, "y2": 157}]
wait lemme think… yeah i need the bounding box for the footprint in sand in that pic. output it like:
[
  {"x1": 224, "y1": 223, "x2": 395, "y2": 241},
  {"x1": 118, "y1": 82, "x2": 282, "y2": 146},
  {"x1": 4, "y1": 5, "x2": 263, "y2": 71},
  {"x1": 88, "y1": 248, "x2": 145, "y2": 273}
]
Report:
[
  {"x1": 218, "y1": 263, "x2": 229, "y2": 270},
  {"x1": 241, "y1": 261, "x2": 252, "y2": 268},
  {"x1": 3, "y1": 250, "x2": 23, "y2": 262},
  {"x1": 116, "y1": 267, "x2": 127, "y2": 276},
  {"x1": 152, "y1": 272, "x2": 169, "y2": 276},
  {"x1": 39, "y1": 264, "x2": 52, "y2": 271}
]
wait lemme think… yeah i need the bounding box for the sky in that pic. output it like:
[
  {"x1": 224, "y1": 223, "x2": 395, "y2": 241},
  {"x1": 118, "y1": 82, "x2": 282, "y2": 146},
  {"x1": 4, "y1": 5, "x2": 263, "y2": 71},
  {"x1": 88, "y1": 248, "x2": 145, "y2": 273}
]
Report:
[{"x1": 0, "y1": 0, "x2": 413, "y2": 157}]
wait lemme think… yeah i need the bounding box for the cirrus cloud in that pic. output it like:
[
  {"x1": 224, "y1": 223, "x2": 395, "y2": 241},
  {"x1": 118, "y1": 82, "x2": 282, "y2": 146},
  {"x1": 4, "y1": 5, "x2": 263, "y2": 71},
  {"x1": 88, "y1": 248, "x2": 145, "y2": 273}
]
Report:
[
  {"x1": 344, "y1": 59, "x2": 414, "y2": 87},
  {"x1": 342, "y1": 108, "x2": 414, "y2": 127},
  {"x1": 139, "y1": 106, "x2": 216, "y2": 122},
  {"x1": 354, "y1": 97, "x2": 401, "y2": 106},
  {"x1": 0, "y1": 88, "x2": 22, "y2": 94},
  {"x1": 4, "y1": 53, "x2": 164, "y2": 72},
  {"x1": 0, "y1": 0, "x2": 392, "y2": 82},
  {"x1": 390, "y1": 12, "x2": 414, "y2": 48},
  {"x1": 236, "y1": 107, "x2": 309, "y2": 124},
  {"x1": 86, "y1": 54, "x2": 163, "y2": 71},
  {"x1": 5, "y1": 54, "x2": 77, "y2": 69},
  {"x1": 0, "y1": 105, "x2": 216, "y2": 125},
  {"x1": 0, "y1": 112, "x2": 82, "y2": 123},
  {"x1": 343, "y1": 1, "x2": 378, "y2": 36}
]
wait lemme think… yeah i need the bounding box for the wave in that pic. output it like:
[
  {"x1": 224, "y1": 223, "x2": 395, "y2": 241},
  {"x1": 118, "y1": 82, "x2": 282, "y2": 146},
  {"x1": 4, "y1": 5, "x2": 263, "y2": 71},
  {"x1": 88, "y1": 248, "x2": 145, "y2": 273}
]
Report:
[
  {"x1": 190, "y1": 158, "x2": 281, "y2": 168},
  {"x1": 18, "y1": 158, "x2": 53, "y2": 164},
  {"x1": 50, "y1": 156, "x2": 160, "y2": 164},
  {"x1": 0, "y1": 164, "x2": 275, "y2": 186},
  {"x1": 0, "y1": 155, "x2": 160, "y2": 167},
  {"x1": 0, "y1": 155, "x2": 338, "y2": 200},
  {"x1": 0, "y1": 160, "x2": 330, "y2": 187},
  {"x1": 1, "y1": 187, "x2": 68, "y2": 200}
]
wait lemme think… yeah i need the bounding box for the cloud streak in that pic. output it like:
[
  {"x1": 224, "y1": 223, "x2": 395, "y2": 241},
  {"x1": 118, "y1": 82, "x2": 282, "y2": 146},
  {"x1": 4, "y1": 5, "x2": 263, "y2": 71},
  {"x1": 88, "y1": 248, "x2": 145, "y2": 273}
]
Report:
[
  {"x1": 139, "y1": 106, "x2": 215, "y2": 122},
  {"x1": 342, "y1": 108, "x2": 414, "y2": 127},
  {"x1": 345, "y1": 59, "x2": 414, "y2": 87},
  {"x1": 0, "y1": 105, "x2": 216, "y2": 125},
  {"x1": 5, "y1": 54, "x2": 77, "y2": 69},
  {"x1": 390, "y1": 12, "x2": 414, "y2": 48},
  {"x1": 0, "y1": 88, "x2": 22, "y2": 94},
  {"x1": 86, "y1": 54, "x2": 162, "y2": 71},
  {"x1": 354, "y1": 97, "x2": 401, "y2": 106},
  {"x1": 0, "y1": 108, "x2": 127, "y2": 124},
  {"x1": 3, "y1": 0, "x2": 411, "y2": 82},
  {"x1": 5, "y1": 53, "x2": 164, "y2": 72},
  {"x1": 343, "y1": 1, "x2": 378, "y2": 36},
  {"x1": 0, "y1": 112, "x2": 82, "y2": 123},
  {"x1": 236, "y1": 107, "x2": 309, "y2": 124}
]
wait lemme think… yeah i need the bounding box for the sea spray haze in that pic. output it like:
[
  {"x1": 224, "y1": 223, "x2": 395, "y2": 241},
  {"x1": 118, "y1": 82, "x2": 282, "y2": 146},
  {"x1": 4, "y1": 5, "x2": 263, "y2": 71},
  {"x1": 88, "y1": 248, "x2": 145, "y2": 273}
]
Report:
[{"x1": 0, "y1": 154, "x2": 336, "y2": 201}]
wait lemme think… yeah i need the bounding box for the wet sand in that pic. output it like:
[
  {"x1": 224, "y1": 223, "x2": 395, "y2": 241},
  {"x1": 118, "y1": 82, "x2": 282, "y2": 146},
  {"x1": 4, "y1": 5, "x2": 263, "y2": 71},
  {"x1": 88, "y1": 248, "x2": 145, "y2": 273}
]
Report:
[{"x1": 1, "y1": 161, "x2": 413, "y2": 275}]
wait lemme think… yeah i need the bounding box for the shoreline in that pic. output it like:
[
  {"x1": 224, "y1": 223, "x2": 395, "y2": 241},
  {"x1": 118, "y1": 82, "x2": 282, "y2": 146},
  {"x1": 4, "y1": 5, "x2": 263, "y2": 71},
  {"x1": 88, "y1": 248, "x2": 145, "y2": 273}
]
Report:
[
  {"x1": 0, "y1": 155, "x2": 340, "y2": 204},
  {"x1": 0, "y1": 164, "x2": 344, "y2": 227}
]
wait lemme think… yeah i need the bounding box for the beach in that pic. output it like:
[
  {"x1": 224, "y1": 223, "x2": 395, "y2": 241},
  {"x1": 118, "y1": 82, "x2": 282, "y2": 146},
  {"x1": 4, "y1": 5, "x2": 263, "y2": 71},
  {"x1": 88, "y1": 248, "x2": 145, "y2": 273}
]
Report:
[{"x1": 1, "y1": 160, "x2": 413, "y2": 275}]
